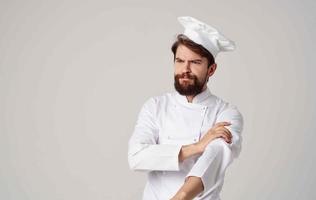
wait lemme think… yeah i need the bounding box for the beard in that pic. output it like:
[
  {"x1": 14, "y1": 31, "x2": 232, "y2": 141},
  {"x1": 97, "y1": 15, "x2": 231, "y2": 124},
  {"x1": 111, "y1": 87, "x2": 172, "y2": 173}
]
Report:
[{"x1": 174, "y1": 73, "x2": 206, "y2": 96}]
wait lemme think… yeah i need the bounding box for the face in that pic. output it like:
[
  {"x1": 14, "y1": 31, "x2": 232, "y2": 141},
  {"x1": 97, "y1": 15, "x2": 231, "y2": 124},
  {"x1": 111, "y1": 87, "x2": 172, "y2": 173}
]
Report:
[{"x1": 174, "y1": 44, "x2": 216, "y2": 96}]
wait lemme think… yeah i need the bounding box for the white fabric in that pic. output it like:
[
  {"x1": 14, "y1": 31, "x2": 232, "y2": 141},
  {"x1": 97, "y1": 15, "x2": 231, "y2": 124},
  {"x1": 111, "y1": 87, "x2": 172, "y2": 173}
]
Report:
[
  {"x1": 178, "y1": 16, "x2": 236, "y2": 57},
  {"x1": 128, "y1": 87, "x2": 243, "y2": 200}
]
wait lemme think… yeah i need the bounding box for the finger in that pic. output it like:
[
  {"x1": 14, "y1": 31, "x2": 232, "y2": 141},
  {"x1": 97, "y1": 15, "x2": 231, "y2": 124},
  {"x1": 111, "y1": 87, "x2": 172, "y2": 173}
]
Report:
[
  {"x1": 215, "y1": 127, "x2": 232, "y2": 137},
  {"x1": 217, "y1": 131, "x2": 231, "y2": 140},
  {"x1": 222, "y1": 129, "x2": 232, "y2": 139},
  {"x1": 219, "y1": 135, "x2": 231, "y2": 143},
  {"x1": 216, "y1": 131, "x2": 233, "y2": 142},
  {"x1": 215, "y1": 131, "x2": 229, "y2": 140},
  {"x1": 214, "y1": 121, "x2": 231, "y2": 128}
]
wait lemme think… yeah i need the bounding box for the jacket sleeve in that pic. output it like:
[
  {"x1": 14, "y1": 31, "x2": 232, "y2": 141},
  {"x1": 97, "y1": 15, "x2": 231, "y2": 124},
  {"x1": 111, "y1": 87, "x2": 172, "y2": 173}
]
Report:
[
  {"x1": 128, "y1": 97, "x2": 182, "y2": 172},
  {"x1": 215, "y1": 103, "x2": 244, "y2": 159},
  {"x1": 185, "y1": 104, "x2": 244, "y2": 197}
]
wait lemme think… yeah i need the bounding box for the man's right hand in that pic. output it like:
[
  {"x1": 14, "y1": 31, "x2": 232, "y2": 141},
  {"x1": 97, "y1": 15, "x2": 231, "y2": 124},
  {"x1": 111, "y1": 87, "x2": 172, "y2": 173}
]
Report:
[
  {"x1": 196, "y1": 122, "x2": 232, "y2": 153},
  {"x1": 178, "y1": 122, "x2": 232, "y2": 162}
]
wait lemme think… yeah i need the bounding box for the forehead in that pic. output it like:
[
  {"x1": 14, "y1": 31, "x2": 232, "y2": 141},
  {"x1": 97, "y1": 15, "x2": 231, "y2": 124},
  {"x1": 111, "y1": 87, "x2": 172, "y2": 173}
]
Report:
[{"x1": 175, "y1": 44, "x2": 204, "y2": 60}]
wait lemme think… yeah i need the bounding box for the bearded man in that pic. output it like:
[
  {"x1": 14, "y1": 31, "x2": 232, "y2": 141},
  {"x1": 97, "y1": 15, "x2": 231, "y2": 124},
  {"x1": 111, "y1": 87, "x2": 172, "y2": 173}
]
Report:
[{"x1": 128, "y1": 16, "x2": 244, "y2": 200}]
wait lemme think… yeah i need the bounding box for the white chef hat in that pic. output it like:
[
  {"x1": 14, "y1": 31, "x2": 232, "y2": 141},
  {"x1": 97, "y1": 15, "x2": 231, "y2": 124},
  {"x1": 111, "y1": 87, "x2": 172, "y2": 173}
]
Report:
[{"x1": 178, "y1": 16, "x2": 236, "y2": 57}]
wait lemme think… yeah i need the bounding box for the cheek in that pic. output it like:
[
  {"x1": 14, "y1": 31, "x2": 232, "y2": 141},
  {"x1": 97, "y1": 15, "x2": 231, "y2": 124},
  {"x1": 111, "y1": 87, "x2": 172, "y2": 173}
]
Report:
[
  {"x1": 174, "y1": 66, "x2": 182, "y2": 74},
  {"x1": 191, "y1": 68, "x2": 203, "y2": 77},
  {"x1": 194, "y1": 69, "x2": 209, "y2": 81}
]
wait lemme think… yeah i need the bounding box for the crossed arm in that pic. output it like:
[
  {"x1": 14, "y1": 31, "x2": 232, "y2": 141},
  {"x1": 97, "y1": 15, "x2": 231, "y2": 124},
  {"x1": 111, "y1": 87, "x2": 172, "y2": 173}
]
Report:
[
  {"x1": 170, "y1": 122, "x2": 233, "y2": 200},
  {"x1": 128, "y1": 98, "x2": 243, "y2": 200}
]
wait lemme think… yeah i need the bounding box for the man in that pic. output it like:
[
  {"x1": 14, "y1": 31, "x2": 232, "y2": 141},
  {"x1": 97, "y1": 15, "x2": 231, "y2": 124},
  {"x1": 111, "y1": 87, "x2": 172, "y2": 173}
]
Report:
[{"x1": 128, "y1": 16, "x2": 243, "y2": 200}]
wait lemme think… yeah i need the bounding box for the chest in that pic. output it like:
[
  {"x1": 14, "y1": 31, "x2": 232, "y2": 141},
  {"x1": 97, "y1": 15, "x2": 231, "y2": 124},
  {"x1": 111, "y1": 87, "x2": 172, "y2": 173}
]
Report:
[{"x1": 157, "y1": 103, "x2": 220, "y2": 145}]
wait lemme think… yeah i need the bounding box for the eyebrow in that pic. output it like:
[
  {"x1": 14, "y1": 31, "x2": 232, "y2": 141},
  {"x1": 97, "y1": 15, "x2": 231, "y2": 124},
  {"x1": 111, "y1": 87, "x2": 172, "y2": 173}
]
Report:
[
  {"x1": 175, "y1": 57, "x2": 202, "y2": 62},
  {"x1": 190, "y1": 59, "x2": 202, "y2": 62}
]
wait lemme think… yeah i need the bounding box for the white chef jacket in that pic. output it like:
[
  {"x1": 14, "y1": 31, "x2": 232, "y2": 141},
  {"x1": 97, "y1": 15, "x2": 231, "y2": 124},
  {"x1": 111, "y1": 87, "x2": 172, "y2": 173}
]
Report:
[{"x1": 128, "y1": 87, "x2": 243, "y2": 200}]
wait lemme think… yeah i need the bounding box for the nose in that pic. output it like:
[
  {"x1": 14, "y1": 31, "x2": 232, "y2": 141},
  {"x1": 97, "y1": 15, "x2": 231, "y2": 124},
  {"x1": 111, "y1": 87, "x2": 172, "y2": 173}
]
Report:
[{"x1": 182, "y1": 61, "x2": 191, "y2": 73}]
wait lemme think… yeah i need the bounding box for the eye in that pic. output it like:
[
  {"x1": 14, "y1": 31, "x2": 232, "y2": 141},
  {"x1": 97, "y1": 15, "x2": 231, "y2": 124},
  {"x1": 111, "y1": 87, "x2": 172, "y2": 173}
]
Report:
[
  {"x1": 191, "y1": 60, "x2": 201, "y2": 65},
  {"x1": 175, "y1": 59, "x2": 184, "y2": 63}
]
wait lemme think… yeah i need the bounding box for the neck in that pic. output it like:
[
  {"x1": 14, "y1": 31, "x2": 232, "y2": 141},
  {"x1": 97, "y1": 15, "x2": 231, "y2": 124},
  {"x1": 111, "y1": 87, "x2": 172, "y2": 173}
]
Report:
[{"x1": 186, "y1": 96, "x2": 194, "y2": 103}]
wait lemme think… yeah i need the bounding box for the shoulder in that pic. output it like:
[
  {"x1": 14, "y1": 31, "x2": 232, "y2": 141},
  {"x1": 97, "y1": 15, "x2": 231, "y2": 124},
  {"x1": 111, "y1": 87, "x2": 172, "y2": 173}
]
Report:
[
  {"x1": 140, "y1": 91, "x2": 174, "y2": 111},
  {"x1": 143, "y1": 92, "x2": 174, "y2": 106},
  {"x1": 212, "y1": 94, "x2": 243, "y2": 121}
]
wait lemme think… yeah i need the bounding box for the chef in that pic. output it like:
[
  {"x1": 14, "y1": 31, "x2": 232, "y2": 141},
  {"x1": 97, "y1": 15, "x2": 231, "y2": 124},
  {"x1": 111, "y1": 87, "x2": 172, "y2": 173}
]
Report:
[{"x1": 128, "y1": 16, "x2": 244, "y2": 200}]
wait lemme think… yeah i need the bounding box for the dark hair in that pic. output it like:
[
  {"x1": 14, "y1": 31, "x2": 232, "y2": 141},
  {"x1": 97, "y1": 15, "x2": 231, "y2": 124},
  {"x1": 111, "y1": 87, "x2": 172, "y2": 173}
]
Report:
[{"x1": 171, "y1": 34, "x2": 215, "y2": 67}]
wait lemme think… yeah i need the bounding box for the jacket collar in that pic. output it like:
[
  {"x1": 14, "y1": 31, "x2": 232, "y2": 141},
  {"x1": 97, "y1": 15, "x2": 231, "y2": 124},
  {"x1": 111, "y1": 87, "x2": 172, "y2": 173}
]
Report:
[{"x1": 174, "y1": 87, "x2": 213, "y2": 106}]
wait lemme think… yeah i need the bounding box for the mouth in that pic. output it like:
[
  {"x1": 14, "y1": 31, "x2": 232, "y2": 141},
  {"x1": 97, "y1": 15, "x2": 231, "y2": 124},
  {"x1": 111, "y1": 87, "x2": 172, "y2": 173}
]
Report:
[{"x1": 180, "y1": 77, "x2": 192, "y2": 81}]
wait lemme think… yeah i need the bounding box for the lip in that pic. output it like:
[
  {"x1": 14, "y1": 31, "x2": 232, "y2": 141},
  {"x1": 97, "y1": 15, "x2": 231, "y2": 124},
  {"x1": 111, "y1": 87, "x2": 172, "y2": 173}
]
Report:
[{"x1": 180, "y1": 78, "x2": 192, "y2": 81}]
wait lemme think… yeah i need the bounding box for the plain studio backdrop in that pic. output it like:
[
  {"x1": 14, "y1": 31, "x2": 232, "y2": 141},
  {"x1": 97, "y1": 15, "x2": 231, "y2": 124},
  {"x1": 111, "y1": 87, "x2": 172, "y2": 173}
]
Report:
[{"x1": 0, "y1": 0, "x2": 315, "y2": 199}]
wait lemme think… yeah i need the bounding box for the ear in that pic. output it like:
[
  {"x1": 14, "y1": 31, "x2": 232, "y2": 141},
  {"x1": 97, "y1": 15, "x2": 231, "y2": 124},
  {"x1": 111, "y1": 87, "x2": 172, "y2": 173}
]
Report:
[{"x1": 207, "y1": 63, "x2": 217, "y2": 77}]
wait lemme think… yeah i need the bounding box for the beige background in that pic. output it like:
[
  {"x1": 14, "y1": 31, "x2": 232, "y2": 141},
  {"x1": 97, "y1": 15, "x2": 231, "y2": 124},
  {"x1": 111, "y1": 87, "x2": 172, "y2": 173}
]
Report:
[{"x1": 1, "y1": 0, "x2": 315, "y2": 199}]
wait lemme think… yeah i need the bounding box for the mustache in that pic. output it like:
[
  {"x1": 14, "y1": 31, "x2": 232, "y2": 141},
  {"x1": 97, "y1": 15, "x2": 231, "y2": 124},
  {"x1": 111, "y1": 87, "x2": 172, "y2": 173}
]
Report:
[{"x1": 175, "y1": 73, "x2": 196, "y2": 79}]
